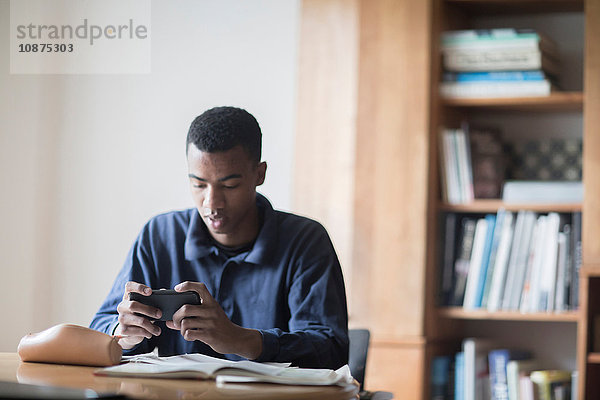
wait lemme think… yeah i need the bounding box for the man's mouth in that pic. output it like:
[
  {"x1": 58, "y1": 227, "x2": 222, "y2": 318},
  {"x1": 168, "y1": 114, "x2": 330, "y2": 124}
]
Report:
[{"x1": 206, "y1": 214, "x2": 225, "y2": 230}]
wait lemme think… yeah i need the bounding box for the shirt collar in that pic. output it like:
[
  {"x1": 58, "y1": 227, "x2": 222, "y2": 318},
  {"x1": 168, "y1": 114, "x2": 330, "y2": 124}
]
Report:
[{"x1": 184, "y1": 193, "x2": 277, "y2": 264}]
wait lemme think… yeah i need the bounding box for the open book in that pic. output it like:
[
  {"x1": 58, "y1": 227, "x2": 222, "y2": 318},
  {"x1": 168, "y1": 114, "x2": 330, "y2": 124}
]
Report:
[{"x1": 94, "y1": 352, "x2": 354, "y2": 386}]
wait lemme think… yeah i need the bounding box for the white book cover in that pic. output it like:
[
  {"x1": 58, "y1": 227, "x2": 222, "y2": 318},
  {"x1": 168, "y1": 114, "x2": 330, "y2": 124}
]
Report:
[
  {"x1": 555, "y1": 231, "x2": 569, "y2": 312},
  {"x1": 441, "y1": 29, "x2": 555, "y2": 52},
  {"x1": 501, "y1": 211, "x2": 526, "y2": 310},
  {"x1": 455, "y1": 129, "x2": 474, "y2": 203},
  {"x1": 442, "y1": 39, "x2": 544, "y2": 51},
  {"x1": 486, "y1": 211, "x2": 514, "y2": 312},
  {"x1": 503, "y1": 181, "x2": 583, "y2": 204},
  {"x1": 539, "y1": 213, "x2": 560, "y2": 312},
  {"x1": 507, "y1": 211, "x2": 537, "y2": 310},
  {"x1": 443, "y1": 130, "x2": 461, "y2": 204},
  {"x1": 519, "y1": 375, "x2": 535, "y2": 400},
  {"x1": 440, "y1": 80, "x2": 551, "y2": 99},
  {"x1": 463, "y1": 338, "x2": 495, "y2": 400},
  {"x1": 443, "y1": 49, "x2": 554, "y2": 71},
  {"x1": 526, "y1": 215, "x2": 548, "y2": 312},
  {"x1": 507, "y1": 360, "x2": 537, "y2": 400},
  {"x1": 463, "y1": 218, "x2": 489, "y2": 309},
  {"x1": 520, "y1": 217, "x2": 543, "y2": 313},
  {"x1": 451, "y1": 129, "x2": 466, "y2": 203}
]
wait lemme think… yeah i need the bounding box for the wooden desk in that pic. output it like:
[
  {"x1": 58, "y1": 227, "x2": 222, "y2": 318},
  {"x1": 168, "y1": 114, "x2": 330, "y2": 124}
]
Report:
[{"x1": 0, "y1": 353, "x2": 358, "y2": 399}]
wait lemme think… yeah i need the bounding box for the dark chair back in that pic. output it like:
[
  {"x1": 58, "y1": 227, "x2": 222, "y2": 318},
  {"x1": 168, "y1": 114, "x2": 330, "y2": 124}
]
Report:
[{"x1": 348, "y1": 328, "x2": 370, "y2": 391}]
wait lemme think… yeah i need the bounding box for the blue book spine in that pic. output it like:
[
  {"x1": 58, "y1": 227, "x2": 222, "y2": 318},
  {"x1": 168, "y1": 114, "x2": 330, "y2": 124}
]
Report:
[
  {"x1": 474, "y1": 214, "x2": 496, "y2": 307},
  {"x1": 443, "y1": 71, "x2": 546, "y2": 82},
  {"x1": 431, "y1": 356, "x2": 451, "y2": 400},
  {"x1": 488, "y1": 349, "x2": 531, "y2": 400},
  {"x1": 455, "y1": 352, "x2": 465, "y2": 400}
]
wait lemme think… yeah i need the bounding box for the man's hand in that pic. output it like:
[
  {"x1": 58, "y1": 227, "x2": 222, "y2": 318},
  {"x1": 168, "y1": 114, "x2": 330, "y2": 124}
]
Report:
[
  {"x1": 165, "y1": 281, "x2": 263, "y2": 360},
  {"x1": 115, "y1": 281, "x2": 162, "y2": 349}
]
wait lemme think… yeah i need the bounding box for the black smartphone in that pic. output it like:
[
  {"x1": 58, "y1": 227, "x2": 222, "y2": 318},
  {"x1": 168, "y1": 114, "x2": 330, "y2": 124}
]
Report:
[{"x1": 129, "y1": 289, "x2": 201, "y2": 321}]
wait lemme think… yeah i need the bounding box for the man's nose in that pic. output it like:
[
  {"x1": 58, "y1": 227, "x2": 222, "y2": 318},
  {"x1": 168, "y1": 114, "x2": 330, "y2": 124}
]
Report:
[{"x1": 203, "y1": 186, "x2": 225, "y2": 210}]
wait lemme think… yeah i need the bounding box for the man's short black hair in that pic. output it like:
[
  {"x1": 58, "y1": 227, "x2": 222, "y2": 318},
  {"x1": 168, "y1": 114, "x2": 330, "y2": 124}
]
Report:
[{"x1": 186, "y1": 106, "x2": 262, "y2": 163}]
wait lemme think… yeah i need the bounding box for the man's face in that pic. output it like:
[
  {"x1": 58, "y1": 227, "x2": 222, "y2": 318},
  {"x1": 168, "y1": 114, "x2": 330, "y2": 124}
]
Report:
[{"x1": 187, "y1": 144, "x2": 266, "y2": 246}]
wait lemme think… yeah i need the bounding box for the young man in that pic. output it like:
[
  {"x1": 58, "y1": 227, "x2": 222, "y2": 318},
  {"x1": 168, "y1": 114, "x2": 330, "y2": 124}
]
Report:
[{"x1": 90, "y1": 106, "x2": 349, "y2": 369}]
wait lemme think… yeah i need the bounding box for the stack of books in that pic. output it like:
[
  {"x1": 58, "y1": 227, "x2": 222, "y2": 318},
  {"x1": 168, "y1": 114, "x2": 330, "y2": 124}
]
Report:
[
  {"x1": 431, "y1": 341, "x2": 576, "y2": 400},
  {"x1": 438, "y1": 123, "x2": 506, "y2": 204},
  {"x1": 439, "y1": 210, "x2": 581, "y2": 313},
  {"x1": 439, "y1": 28, "x2": 559, "y2": 98}
]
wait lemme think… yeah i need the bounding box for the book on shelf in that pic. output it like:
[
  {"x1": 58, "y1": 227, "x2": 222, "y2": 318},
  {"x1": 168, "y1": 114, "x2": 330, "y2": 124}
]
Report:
[
  {"x1": 430, "y1": 346, "x2": 576, "y2": 400},
  {"x1": 519, "y1": 375, "x2": 536, "y2": 400},
  {"x1": 439, "y1": 124, "x2": 506, "y2": 204},
  {"x1": 441, "y1": 29, "x2": 557, "y2": 55},
  {"x1": 501, "y1": 211, "x2": 536, "y2": 311},
  {"x1": 440, "y1": 80, "x2": 552, "y2": 99},
  {"x1": 441, "y1": 28, "x2": 559, "y2": 76},
  {"x1": 480, "y1": 209, "x2": 507, "y2": 309},
  {"x1": 443, "y1": 71, "x2": 547, "y2": 83},
  {"x1": 455, "y1": 352, "x2": 465, "y2": 400},
  {"x1": 439, "y1": 128, "x2": 474, "y2": 204},
  {"x1": 463, "y1": 338, "x2": 495, "y2": 400},
  {"x1": 431, "y1": 355, "x2": 453, "y2": 400},
  {"x1": 507, "y1": 359, "x2": 538, "y2": 400},
  {"x1": 439, "y1": 129, "x2": 459, "y2": 203},
  {"x1": 529, "y1": 370, "x2": 572, "y2": 400},
  {"x1": 463, "y1": 215, "x2": 496, "y2": 310},
  {"x1": 502, "y1": 181, "x2": 583, "y2": 204},
  {"x1": 451, "y1": 218, "x2": 478, "y2": 306},
  {"x1": 475, "y1": 215, "x2": 497, "y2": 309},
  {"x1": 488, "y1": 349, "x2": 532, "y2": 400},
  {"x1": 571, "y1": 371, "x2": 578, "y2": 400},
  {"x1": 457, "y1": 128, "x2": 475, "y2": 202},
  {"x1": 442, "y1": 49, "x2": 559, "y2": 76},
  {"x1": 484, "y1": 210, "x2": 514, "y2": 311},
  {"x1": 530, "y1": 213, "x2": 560, "y2": 313},
  {"x1": 95, "y1": 352, "x2": 353, "y2": 386},
  {"x1": 569, "y1": 212, "x2": 582, "y2": 309},
  {"x1": 440, "y1": 210, "x2": 580, "y2": 312},
  {"x1": 554, "y1": 229, "x2": 571, "y2": 313},
  {"x1": 465, "y1": 123, "x2": 506, "y2": 199},
  {"x1": 440, "y1": 213, "x2": 458, "y2": 306}
]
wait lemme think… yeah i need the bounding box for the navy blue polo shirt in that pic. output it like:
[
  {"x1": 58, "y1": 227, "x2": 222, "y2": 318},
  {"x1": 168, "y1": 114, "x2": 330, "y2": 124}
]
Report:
[{"x1": 90, "y1": 194, "x2": 349, "y2": 369}]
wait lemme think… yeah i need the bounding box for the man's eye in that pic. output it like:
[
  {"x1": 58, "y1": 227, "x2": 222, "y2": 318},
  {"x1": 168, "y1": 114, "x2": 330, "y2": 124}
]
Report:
[
  {"x1": 224, "y1": 185, "x2": 239, "y2": 189},
  {"x1": 192, "y1": 184, "x2": 206, "y2": 189}
]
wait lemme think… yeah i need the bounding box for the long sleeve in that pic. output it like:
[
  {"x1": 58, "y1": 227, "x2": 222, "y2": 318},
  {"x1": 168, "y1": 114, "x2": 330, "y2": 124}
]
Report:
[
  {"x1": 255, "y1": 245, "x2": 349, "y2": 369},
  {"x1": 89, "y1": 226, "x2": 158, "y2": 354}
]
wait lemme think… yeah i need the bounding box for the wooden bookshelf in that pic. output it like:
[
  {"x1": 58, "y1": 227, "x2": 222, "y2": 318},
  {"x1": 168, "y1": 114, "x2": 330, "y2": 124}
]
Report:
[
  {"x1": 295, "y1": 0, "x2": 599, "y2": 398},
  {"x1": 578, "y1": 268, "x2": 600, "y2": 399},
  {"x1": 587, "y1": 353, "x2": 600, "y2": 364},
  {"x1": 439, "y1": 200, "x2": 582, "y2": 213},
  {"x1": 439, "y1": 307, "x2": 579, "y2": 322},
  {"x1": 443, "y1": 92, "x2": 584, "y2": 111},
  {"x1": 428, "y1": 1, "x2": 593, "y2": 399}
]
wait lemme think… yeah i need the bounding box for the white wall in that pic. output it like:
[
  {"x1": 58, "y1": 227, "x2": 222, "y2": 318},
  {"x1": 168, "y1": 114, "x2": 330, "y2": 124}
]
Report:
[{"x1": 0, "y1": 0, "x2": 300, "y2": 351}]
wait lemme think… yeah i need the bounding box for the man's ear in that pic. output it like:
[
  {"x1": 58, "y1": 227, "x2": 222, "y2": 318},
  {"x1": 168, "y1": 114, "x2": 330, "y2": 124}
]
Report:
[{"x1": 256, "y1": 162, "x2": 267, "y2": 186}]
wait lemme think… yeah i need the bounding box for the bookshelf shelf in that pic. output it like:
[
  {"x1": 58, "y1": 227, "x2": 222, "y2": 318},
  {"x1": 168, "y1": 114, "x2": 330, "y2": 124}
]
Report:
[
  {"x1": 438, "y1": 200, "x2": 582, "y2": 213},
  {"x1": 587, "y1": 353, "x2": 600, "y2": 364},
  {"x1": 439, "y1": 307, "x2": 579, "y2": 322},
  {"x1": 443, "y1": 92, "x2": 584, "y2": 112}
]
